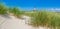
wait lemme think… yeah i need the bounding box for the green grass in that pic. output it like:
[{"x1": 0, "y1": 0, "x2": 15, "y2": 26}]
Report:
[
  {"x1": 25, "y1": 11, "x2": 60, "y2": 29},
  {"x1": 0, "y1": 3, "x2": 24, "y2": 18}
]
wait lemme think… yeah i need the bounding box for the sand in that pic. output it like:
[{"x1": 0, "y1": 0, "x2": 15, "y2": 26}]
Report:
[{"x1": 0, "y1": 15, "x2": 50, "y2": 29}]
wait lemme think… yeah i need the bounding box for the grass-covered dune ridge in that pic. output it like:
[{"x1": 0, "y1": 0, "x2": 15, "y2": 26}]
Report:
[
  {"x1": 0, "y1": 3, "x2": 25, "y2": 18},
  {"x1": 26, "y1": 11, "x2": 60, "y2": 29}
]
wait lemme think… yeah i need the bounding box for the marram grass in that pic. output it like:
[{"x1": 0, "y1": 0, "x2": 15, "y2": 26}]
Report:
[{"x1": 27, "y1": 11, "x2": 60, "y2": 29}]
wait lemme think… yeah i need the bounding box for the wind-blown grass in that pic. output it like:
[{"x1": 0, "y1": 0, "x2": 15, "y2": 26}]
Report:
[
  {"x1": 26, "y1": 11, "x2": 60, "y2": 29},
  {"x1": 9, "y1": 7, "x2": 25, "y2": 18},
  {"x1": 0, "y1": 3, "x2": 8, "y2": 15},
  {"x1": 0, "y1": 3, "x2": 24, "y2": 18}
]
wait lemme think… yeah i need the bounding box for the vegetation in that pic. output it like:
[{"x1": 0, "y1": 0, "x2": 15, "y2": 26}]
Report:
[
  {"x1": 0, "y1": 3, "x2": 24, "y2": 18},
  {"x1": 27, "y1": 11, "x2": 60, "y2": 29},
  {"x1": 0, "y1": 3, "x2": 8, "y2": 15},
  {"x1": 9, "y1": 7, "x2": 25, "y2": 18}
]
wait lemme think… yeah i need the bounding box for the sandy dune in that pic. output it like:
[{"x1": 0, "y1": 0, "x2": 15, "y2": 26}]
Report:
[{"x1": 0, "y1": 15, "x2": 50, "y2": 29}]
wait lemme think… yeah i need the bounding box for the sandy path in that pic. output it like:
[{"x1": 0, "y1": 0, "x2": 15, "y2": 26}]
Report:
[
  {"x1": 0, "y1": 15, "x2": 50, "y2": 29},
  {"x1": 0, "y1": 15, "x2": 34, "y2": 29}
]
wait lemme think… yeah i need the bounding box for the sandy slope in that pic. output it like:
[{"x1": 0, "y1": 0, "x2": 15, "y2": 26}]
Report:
[{"x1": 0, "y1": 15, "x2": 50, "y2": 29}]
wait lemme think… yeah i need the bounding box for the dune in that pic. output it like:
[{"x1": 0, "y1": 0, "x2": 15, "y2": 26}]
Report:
[{"x1": 0, "y1": 15, "x2": 50, "y2": 29}]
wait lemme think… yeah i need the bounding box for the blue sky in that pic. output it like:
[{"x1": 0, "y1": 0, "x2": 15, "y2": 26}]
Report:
[{"x1": 0, "y1": 0, "x2": 60, "y2": 10}]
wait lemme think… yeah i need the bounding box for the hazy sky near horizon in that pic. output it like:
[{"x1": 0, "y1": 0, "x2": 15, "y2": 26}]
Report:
[{"x1": 0, "y1": 0, "x2": 60, "y2": 8}]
